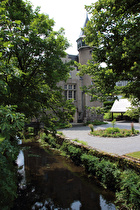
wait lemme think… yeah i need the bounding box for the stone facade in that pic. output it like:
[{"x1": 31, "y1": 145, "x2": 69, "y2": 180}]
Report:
[{"x1": 58, "y1": 17, "x2": 102, "y2": 123}]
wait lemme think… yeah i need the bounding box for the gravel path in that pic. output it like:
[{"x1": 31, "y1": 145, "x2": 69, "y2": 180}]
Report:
[{"x1": 58, "y1": 121, "x2": 140, "y2": 156}]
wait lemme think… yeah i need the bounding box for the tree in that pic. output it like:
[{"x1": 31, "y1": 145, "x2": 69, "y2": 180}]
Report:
[
  {"x1": 77, "y1": 0, "x2": 140, "y2": 102},
  {"x1": 0, "y1": 0, "x2": 75, "y2": 130}
]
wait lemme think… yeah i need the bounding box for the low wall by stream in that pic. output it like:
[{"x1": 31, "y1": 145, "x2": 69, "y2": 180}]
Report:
[{"x1": 55, "y1": 133, "x2": 140, "y2": 174}]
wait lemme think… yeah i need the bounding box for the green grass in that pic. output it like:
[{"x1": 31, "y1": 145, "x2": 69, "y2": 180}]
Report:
[
  {"x1": 57, "y1": 131, "x2": 64, "y2": 136},
  {"x1": 104, "y1": 112, "x2": 121, "y2": 120},
  {"x1": 126, "y1": 151, "x2": 140, "y2": 159},
  {"x1": 72, "y1": 138, "x2": 88, "y2": 146}
]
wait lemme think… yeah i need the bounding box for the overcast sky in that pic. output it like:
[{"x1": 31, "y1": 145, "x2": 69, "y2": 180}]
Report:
[{"x1": 28, "y1": 0, "x2": 97, "y2": 55}]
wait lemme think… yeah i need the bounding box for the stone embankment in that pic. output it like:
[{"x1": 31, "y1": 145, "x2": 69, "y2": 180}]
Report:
[
  {"x1": 55, "y1": 132, "x2": 140, "y2": 173},
  {"x1": 59, "y1": 121, "x2": 140, "y2": 156}
]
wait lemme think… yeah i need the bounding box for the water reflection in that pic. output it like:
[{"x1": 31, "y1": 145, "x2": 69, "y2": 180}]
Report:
[
  {"x1": 16, "y1": 150, "x2": 26, "y2": 189},
  {"x1": 13, "y1": 143, "x2": 116, "y2": 210}
]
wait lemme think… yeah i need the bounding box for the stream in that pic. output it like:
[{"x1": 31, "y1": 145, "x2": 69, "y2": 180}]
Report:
[{"x1": 12, "y1": 142, "x2": 116, "y2": 209}]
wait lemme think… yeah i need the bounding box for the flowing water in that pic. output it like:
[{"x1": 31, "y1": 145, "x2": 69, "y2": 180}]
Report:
[{"x1": 12, "y1": 143, "x2": 116, "y2": 210}]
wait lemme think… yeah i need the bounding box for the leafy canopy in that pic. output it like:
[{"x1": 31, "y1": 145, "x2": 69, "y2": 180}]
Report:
[
  {"x1": 77, "y1": 0, "x2": 140, "y2": 102},
  {"x1": 0, "y1": 0, "x2": 75, "y2": 129}
]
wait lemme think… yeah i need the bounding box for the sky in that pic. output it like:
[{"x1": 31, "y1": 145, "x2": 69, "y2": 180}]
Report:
[{"x1": 29, "y1": 0, "x2": 97, "y2": 55}]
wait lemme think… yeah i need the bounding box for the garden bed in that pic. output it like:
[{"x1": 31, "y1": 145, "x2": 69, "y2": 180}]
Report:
[{"x1": 89, "y1": 126, "x2": 139, "y2": 138}]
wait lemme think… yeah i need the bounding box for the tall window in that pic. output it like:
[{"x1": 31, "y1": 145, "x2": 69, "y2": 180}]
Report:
[{"x1": 64, "y1": 84, "x2": 76, "y2": 100}]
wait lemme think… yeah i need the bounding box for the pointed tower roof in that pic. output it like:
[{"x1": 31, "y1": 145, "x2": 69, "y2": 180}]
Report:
[
  {"x1": 80, "y1": 14, "x2": 89, "y2": 36},
  {"x1": 76, "y1": 14, "x2": 90, "y2": 51}
]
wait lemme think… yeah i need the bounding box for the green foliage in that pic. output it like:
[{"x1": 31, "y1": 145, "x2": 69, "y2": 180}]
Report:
[
  {"x1": 106, "y1": 127, "x2": 120, "y2": 134},
  {"x1": 104, "y1": 112, "x2": 121, "y2": 120},
  {"x1": 77, "y1": 0, "x2": 140, "y2": 102},
  {"x1": 57, "y1": 131, "x2": 64, "y2": 136},
  {"x1": 104, "y1": 112, "x2": 112, "y2": 120},
  {"x1": 126, "y1": 151, "x2": 140, "y2": 160},
  {"x1": 115, "y1": 170, "x2": 140, "y2": 209},
  {"x1": 126, "y1": 106, "x2": 140, "y2": 121},
  {"x1": 131, "y1": 122, "x2": 135, "y2": 134},
  {"x1": 45, "y1": 134, "x2": 58, "y2": 148},
  {"x1": 72, "y1": 138, "x2": 88, "y2": 146},
  {"x1": 81, "y1": 153, "x2": 99, "y2": 175},
  {"x1": 55, "y1": 122, "x2": 72, "y2": 129},
  {"x1": 96, "y1": 159, "x2": 121, "y2": 191},
  {"x1": 0, "y1": 0, "x2": 75, "y2": 131},
  {"x1": 90, "y1": 127, "x2": 139, "y2": 137},
  {"x1": 81, "y1": 152, "x2": 140, "y2": 207},
  {"x1": 60, "y1": 141, "x2": 70, "y2": 153},
  {"x1": 88, "y1": 124, "x2": 94, "y2": 132},
  {"x1": 0, "y1": 105, "x2": 25, "y2": 209},
  {"x1": 84, "y1": 120, "x2": 108, "y2": 126},
  {"x1": 0, "y1": 133, "x2": 5, "y2": 143},
  {"x1": 0, "y1": 138, "x2": 19, "y2": 209},
  {"x1": 67, "y1": 145, "x2": 83, "y2": 165},
  {"x1": 40, "y1": 133, "x2": 140, "y2": 208},
  {"x1": 38, "y1": 130, "x2": 47, "y2": 141},
  {"x1": 0, "y1": 105, "x2": 25, "y2": 140},
  {"x1": 103, "y1": 101, "x2": 114, "y2": 112},
  {"x1": 111, "y1": 119, "x2": 116, "y2": 128}
]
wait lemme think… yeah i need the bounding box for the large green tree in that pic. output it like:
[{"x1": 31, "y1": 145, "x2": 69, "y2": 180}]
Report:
[
  {"x1": 77, "y1": 0, "x2": 140, "y2": 102},
  {"x1": 0, "y1": 0, "x2": 75, "y2": 130}
]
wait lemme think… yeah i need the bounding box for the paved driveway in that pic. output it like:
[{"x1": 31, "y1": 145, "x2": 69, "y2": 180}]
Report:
[{"x1": 59, "y1": 121, "x2": 140, "y2": 156}]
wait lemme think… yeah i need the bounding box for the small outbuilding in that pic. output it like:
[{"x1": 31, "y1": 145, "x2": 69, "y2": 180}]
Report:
[{"x1": 110, "y1": 99, "x2": 131, "y2": 120}]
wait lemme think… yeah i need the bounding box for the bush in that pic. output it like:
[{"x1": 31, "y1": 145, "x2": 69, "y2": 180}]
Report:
[
  {"x1": 90, "y1": 127, "x2": 139, "y2": 137},
  {"x1": 95, "y1": 159, "x2": 121, "y2": 191},
  {"x1": 85, "y1": 120, "x2": 107, "y2": 126},
  {"x1": 72, "y1": 138, "x2": 88, "y2": 146},
  {"x1": 0, "y1": 139, "x2": 19, "y2": 209},
  {"x1": 67, "y1": 145, "x2": 82, "y2": 165},
  {"x1": 45, "y1": 134, "x2": 60, "y2": 149},
  {"x1": 116, "y1": 170, "x2": 140, "y2": 209},
  {"x1": 0, "y1": 106, "x2": 25, "y2": 209},
  {"x1": 104, "y1": 112, "x2": 120, "y2": 120},
  {"x1": 81, "y1": 153, "x2": 99, "y2": 175},
  {"x1": 106, "y1": 127, "x2": 120, "y2": 134},
  {"x1": 88, "y1": 124, "x2": 94, "y2": 132}
]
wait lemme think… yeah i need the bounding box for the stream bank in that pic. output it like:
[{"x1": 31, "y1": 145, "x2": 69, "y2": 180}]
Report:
[{"x1": 12, "y1": 142, "x2": 116, "y2": 209}]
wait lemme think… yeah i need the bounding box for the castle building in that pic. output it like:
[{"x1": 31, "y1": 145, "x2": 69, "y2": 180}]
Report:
[{"x1": 58, "y1": 16, "x2": 102, "y2": 123}]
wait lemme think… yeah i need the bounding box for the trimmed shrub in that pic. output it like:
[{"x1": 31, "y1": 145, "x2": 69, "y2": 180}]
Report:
[{"x1": 88, "y1": 124, "x2": 94, "y2": 132}]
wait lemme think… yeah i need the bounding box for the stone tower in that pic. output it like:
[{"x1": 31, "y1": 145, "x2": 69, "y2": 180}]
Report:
[
  {"x1": 76, "y1": 15, "x2": 91, "y2": 65},
  {"x1": 76, "y1": 15, "x2": 102, "y2": 123}
]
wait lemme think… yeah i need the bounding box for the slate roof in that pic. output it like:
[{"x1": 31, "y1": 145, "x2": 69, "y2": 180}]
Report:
[
  {"x1": 68, "y1": 54, "x2": 78, "y2": 62},
  {"x1": 80, "y1": 15, "x2": 89, "y2": 36}
]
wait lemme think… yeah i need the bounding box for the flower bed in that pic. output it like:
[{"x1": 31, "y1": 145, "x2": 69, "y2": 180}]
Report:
[{"x1": 90, "y1": 127, "x2": 139, "y2": 137}]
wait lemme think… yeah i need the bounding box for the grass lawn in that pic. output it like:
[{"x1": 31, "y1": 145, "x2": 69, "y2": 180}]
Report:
[{"x1": 126, "y1": 151, "x2": 140, "y2": 160}]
